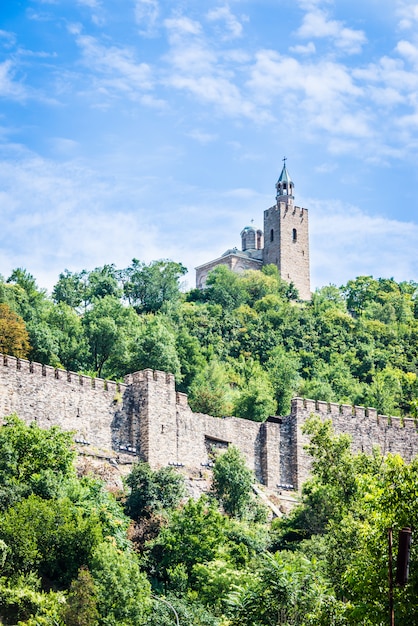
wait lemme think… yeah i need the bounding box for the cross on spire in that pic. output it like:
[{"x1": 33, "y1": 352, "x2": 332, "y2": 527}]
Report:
[{"x1": 283, "y1": 156, "x2": 287, "y2": 164}]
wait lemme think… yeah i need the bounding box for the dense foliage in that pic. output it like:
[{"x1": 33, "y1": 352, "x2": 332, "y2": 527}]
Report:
[
  {"x1": 1, "y1": 260, "x2": 418, "y2": 623},
  {"x1": 0, "y1": 415, "x2": 416, "y2": 625},
  {"x1": 2, "y1": 262, "x2": 418, "y2": 419}
]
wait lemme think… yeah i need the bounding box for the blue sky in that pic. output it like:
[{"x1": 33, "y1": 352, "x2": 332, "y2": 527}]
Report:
[{"x1": 1, "y1": 0, "x2": 418, "y2": 292}]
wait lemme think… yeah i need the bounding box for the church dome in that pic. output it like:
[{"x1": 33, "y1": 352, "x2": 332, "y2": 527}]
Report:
[{"x1": 241, "y1": 224, "x2": 263, "y2": 251}]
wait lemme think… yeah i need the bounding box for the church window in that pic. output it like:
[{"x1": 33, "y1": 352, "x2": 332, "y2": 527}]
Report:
[
  {"x1": 270, "y1": 229, "x2": 274, "y2": 242},
  {"x1": 292, "y1": 228, "x2": 297, "y2": 242}
]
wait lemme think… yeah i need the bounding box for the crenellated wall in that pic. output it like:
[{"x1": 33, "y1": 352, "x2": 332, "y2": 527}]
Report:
[
  {"x1": 1, "y1": 353, "x2": 418, "y2": 490},
  {"x1": 289, "y1": 397, "x2": 418, "y2": 487}
]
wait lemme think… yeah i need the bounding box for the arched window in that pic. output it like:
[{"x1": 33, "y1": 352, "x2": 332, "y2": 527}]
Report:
[
  {"x1": 292, "y1": 228, "x2": 297, "y2": 242},
  {"x1": 270, "y1": 229, "x2": 274, "y2": 242}
]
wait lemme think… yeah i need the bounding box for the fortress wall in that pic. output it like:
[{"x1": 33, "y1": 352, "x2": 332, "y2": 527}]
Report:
[
  {"x1": 174, "y1": 401, "x2": 281, "y2": 486},
  {"x1": 292, "y1": 398, "x2": 418, "y2": 488},
  {"x1": 2, "y1": 351, "x2": 418, "y2": 492},
  {"x1": 132, "y1": 369, "x2": 178, "y2": 467},
  {"x1": 0, "y1": 353, "x2": 128, "y2": 454}
]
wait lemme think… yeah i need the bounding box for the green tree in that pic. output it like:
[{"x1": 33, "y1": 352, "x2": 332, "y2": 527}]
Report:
[
  {"x1": 83, "y1": 295, "x2": 139, "y2": 378},
  {"x1": 232, "y1": 359, "x2": 277, "y2": 422},
  {"x1": 90, "y1": 541, "x2": 151, "y2": 625},
  {"x1": 204, "y1": 265, "x2": 246, "y2": 311},
  {"x1": 130, "y1": 315, "x2": 182, "y2": 380},
  {"x1": 188, "y1": 359, "x2": 234, "y2": 416},
  {"x1": 123, "y1": 259, "x2": 187, "y2": 313},
  {"x1": 52, "y1": 269, "x2": 87, "y2": 310},
  {"x1": 212, "y1": 446, "x2": 254, "y2": 519},
  {"x1": 125, "y1": 462, "x2": 186, "y2": 520},
  {"x1": 0, "y1": 415, "x2": 75, "y2": 510},
  {"x1": 63, "y1": 567, "x2": 99, "y2": 626},
  {"x1": 148, "y1": 496, "x2": 227, "y2": 585},
  {"x1": 0, "y1": 495, "x2": 102, "y2": 587}
]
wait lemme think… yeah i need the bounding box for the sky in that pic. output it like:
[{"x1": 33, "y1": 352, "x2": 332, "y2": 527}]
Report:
[{"x1": 1, "y1": 0, "x2": 418, "y2": 293}]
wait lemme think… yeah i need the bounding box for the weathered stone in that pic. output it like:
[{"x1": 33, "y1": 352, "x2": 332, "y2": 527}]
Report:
[{"x1": 1, "y1": 353, "x2": 418, "y2": 491}]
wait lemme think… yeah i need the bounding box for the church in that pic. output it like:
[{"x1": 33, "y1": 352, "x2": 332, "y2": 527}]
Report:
[{"x1": 195, "y1": 161, "x2": 311, "y2": 301}]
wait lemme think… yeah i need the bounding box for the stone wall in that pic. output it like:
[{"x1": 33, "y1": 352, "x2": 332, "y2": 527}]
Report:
[
  {"x1": 1, "y1": 353, "x2": 418, "y2": 491},
  {"x1": 290, "y1": 397, "x2": 418, "y2": 488},
  {"x1": 0, "y1": 354, "x2": 282, "y2": 487}
]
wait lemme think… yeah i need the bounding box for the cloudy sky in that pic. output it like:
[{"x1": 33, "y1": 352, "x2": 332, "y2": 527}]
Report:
[{"x1": 1, "y1": 0, "x2": 418, "y2": 292}]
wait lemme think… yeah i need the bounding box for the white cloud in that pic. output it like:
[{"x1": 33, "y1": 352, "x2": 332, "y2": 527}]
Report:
[
  {"x1": 296, "y1": 8, "x2": 366, "y2": 54},
  {"x1": 164, "y1": 16, "x2": 202, "y2": 38},
  {"x1": 163, "y1": 15, "x2": 269, "y2": 121},
  {"x1": 135, "y1": 0, "x2": 160, "y2": 36},
  {"x1": 396, "y1": 39, "x2": 418, "y2": 65},
  {"x1": 397, "y1": 1, "x2": 418, "y2": 29},
  {"x1": 0, "y1": 30, "x2": 17, "y2": 48},
  {"x1": 0, "y1": 151, "x2": 175, "y2": 290},
  {"x1": 187, "y1": 130, "x2": 218, "y2": 144},
  {"x1": 206, "y1": 5, "x2": 244, "y2": 39},
  {"x1": 310, "y1": 199, "x2": 418, "y2": 287},
  {"x1": 289, "y1": 42, "x2": 316, "y2": 55},
  {"x1": 0, "y1": 60, "x2": 27, "y2": 100},
  {"x1": 71, "y1": 31, "x2": 154, "y2": 101}
]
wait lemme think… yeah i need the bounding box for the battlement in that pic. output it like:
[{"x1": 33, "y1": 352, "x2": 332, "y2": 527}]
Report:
[
  {"x1": 276, "y1": 201, "x2": 308, "y2": 218},
  {"x1": 292, "y1": 397, "x2": 418, "y2": 431},
  {"x1": 1, "y1": 351, "x2": 417, "y2": 492},
  {"x1": 0, "y1": 353, "x2": 126, "y2": 395}
]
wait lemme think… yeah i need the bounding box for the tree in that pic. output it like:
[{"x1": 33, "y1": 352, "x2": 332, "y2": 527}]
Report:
[
  {"x1": 0, "y1": 494, "x2": 103, "y2": 587},
  {"x1": 63, "y1": 567, "x2": 99, "y2": 626},
  {"x1": 211, "y1": 446, "x2": 254, "y2": 519},
  {"x1": 188, "y1": 359, "x2": 234, "y2": 416},
  {"x1": 0, "y1": 303, "x2": 30, "y2": 357},
  {"x1": 123, "y1": 259, "x2": 187, "y2": 313},
  {"x1": 82, "y1": 295, "x2": 139, "y2": 378},
  {"x1": 0, "y1": 415, "x2": 76, "y2": 510},
  {"x1": 90, "y1": 541, "x2": 151, "y2": 625},
  {"x1": 130, "y1": 315, "x2": 182, "y2": 380},
  {"x1": 232, "y1": 358, "x2": 277, "y2": 422},
  {"x1": 203, "y1": 265, "x2": 246, "y2": 311},
  {"x1": 125, "y1": 462, "x2": 186, "y2": 520},
  {"x1": 147, "y1": 496, "x2": 227, "y2": 584},
  {"x1": 52, "y1": 269, "x2": 87, "y2": 310}
]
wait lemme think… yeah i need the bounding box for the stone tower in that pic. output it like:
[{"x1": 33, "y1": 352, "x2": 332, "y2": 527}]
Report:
[{"x1": 263, "y1": 161, "x2": 311, "y2": 300}]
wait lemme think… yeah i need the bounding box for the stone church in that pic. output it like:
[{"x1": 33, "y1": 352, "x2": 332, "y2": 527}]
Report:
[{"x1": 195, "y1": 161, "x2": 311, "y2": 301}]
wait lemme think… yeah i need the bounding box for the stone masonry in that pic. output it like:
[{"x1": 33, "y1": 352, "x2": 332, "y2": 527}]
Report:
[
  {"x1": 0, "y1": 354, "x2": 418, "y2": 489},
  {"x1": 1, "y1": 353, "x2": 418, "y2": 490}
]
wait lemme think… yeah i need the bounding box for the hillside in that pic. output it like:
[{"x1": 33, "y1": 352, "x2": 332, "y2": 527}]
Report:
[{"x1": 1, "y1": 262, "x2": 418, "y2": 421}]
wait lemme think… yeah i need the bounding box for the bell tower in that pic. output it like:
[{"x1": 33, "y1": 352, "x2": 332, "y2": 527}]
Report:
[{"x1": 263, "y1": 160, "x2": 311, "y2": 300}]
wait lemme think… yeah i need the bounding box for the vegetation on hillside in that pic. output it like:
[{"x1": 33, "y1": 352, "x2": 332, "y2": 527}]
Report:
[
  {"x1": 1, "y1": 260, "x2": 418, "y2": 622},
  {"x1": 1, "y1": 261, "x2": 418, "y2": 418},
  {"x1": 0, "y1": 415, "x2": 416, "y2": 625}
]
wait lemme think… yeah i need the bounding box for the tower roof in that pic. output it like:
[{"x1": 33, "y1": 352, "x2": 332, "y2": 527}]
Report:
[{"x1": 277, "y1": 162, "x2": 293, "y2": 186}]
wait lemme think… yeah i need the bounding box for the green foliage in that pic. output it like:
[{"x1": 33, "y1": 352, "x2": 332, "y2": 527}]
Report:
[
  {"x1": 0, "y1": 494, "x2": 103, "y2": 587},
  {"x1": 130, "y1": 315, "x2": 182, "y2": 380},
  {"x1": 188, "y1": 359, "x2": 234, "y2": 416},
  {"x1": 125, "y1": 462, "x2": 186, "y2": 520},
  {"x1": 0, "y1": 415, "x2": 76, "y2": 510},
  {"x1": 0, "y1": 574, "x2": 65, "y2": 626},
  {"x1": 232, "y1": 360, "x2": 277, "y2": 422},
  {"x1": 90, "y1": 541, "x2": 151, "y2": 626},
  {"x1": 211, "y1": 446, "x2": 254, "y2": 519},
  {"x1": 63, "y1": 567, "x2": 99, "y2": 626},
  {"x1": 123, "y1": 259, "x2": 187, "y2": 313},
  {"x1": 147, "y1": 496, "x2": 227, "y2": 584}
]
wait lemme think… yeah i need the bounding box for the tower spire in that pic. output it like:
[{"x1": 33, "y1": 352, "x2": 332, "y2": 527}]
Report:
[{"x1": 276, "y1": 158, "x2": 294, "y2": 200}]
